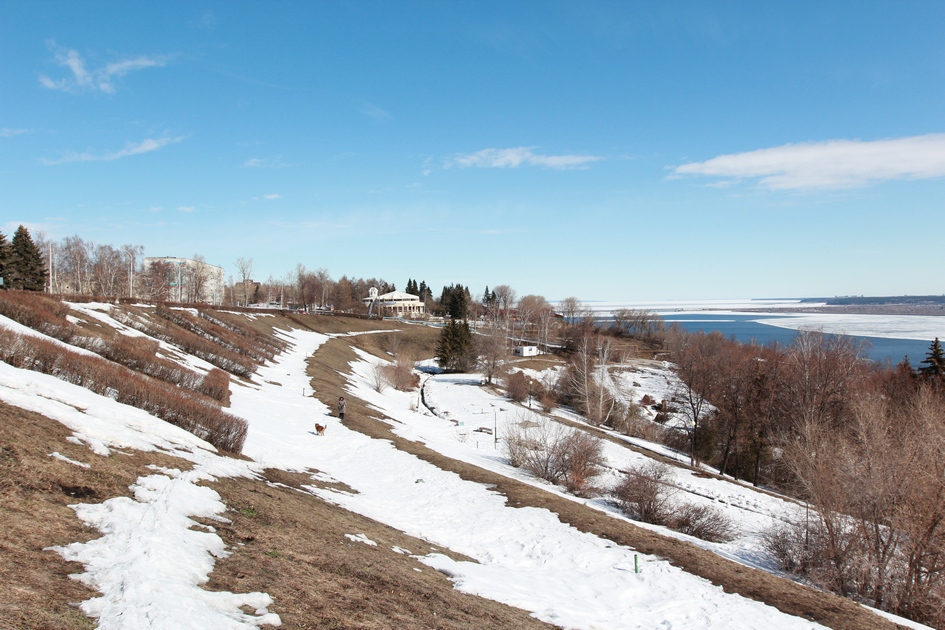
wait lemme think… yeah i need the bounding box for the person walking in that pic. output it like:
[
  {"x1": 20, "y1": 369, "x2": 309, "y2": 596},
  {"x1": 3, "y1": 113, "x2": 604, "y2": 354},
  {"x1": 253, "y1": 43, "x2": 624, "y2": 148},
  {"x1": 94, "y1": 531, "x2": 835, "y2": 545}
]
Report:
[{"x1": 337, "y1": 396, "x2": 346, "y2": 421}]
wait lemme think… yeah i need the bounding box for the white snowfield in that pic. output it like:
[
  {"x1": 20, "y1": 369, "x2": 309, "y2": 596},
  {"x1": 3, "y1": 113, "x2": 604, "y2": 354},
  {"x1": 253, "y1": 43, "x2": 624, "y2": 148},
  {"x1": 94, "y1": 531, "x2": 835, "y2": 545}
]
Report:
[{"x1": 0, "y1": 314, "x2": 927, "y2": 629}]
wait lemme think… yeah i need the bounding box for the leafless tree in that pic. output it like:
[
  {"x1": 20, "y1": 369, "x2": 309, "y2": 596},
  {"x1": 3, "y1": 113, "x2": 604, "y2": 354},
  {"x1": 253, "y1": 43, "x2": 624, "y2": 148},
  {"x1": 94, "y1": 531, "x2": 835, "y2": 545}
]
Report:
[
  {"x1": 670, "y1": 331, "x2": 725, "y2": 466},
  {"x1": 60, "y1": 235, "x2": 92, "y2": 295},
  {"x1": 492, "y1": 284, "x2": 516, "y2": 333},
  {"x1": 558, "y1": 296, "x2": 583, "y2": 322},
  {"x1": 477, "y1": 321, "x2": 508, "y2": 385},
  {"x1": 516, "y1": 294, "x2": 549, "y2": 343},
  {"x1": 140, "y1": 260, "x2": 173, "y2": 301},
  {"x1": 235, "y1": 257, "x2": 255, "y2": 306},
  {"x1": 183, "y1": 254, "x2": 212, "y2": 303}
]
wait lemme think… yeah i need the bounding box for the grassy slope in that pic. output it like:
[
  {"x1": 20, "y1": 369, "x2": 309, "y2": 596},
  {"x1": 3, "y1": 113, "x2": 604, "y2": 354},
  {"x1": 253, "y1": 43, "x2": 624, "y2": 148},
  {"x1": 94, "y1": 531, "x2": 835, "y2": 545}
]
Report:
[{"x1": 0, "y1": 309, "x2": 905, "y2": 629}]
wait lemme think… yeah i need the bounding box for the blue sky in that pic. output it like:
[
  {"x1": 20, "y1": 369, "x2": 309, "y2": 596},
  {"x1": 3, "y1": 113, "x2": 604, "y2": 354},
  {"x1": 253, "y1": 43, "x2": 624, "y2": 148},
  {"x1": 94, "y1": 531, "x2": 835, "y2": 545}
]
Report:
[{"x1": 2, "y1": 1, "x2": 944, "y2": 301}]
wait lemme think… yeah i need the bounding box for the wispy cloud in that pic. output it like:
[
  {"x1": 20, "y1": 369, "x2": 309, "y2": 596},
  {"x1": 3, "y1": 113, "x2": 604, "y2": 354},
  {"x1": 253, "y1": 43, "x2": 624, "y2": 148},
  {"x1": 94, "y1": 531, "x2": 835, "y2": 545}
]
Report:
[
  {"x1": 177, "y1": 206, "x2": 196, "y2": 213},
  {"x1": 673, "y1": 134, "x2": 945, "y2": 190},
  {"x1": 446, "y1": 147, "x2": 603, "y2": 170},
  {"x1": 41, "y1": 136, "x2": 185, "y2": 165},
  {"x1": 243, "y1": 156, "x2": 286, "y2": 168},
  {"x1": 360, "y1": 102, "x2": 393, "y2": 122},
  {"x1": 1, "y1": 128, "x2": 31, "y2": 138},
  {"x1": 263, "y1": 193, "x2": 281, "y2": 200},
  {"x1": 39, "y1": 41, "x2": 169, "y2": 94}
]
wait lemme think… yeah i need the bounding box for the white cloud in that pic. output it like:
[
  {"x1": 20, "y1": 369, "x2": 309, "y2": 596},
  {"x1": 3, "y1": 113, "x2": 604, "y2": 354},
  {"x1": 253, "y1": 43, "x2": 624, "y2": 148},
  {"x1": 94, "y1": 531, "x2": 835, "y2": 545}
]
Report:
[
  {"x1": 243, "y1": 156, "x2": 286, "y2": 168},
  {"x1": 41, "y1": 136, "x2": 184, "y2": 165},
  {"x1": 263, "y1": 193, "x2": 281, "y2": 200},
  {"x1": 1, "y1": 128, "x2": 31, "y2": 138},
  {"x1": 447, "y1": 147, "x2": 603, "y2": 170},
  {"x1": 39, "y1": 41, "x2": 168, "y2": 93},
  {"x1": 177, "y1": 206, "x2": 195, "y2": 213},
  {"x1": 361, "y1": 102, "x2": 393, "y2": 122},
  {"x1": 673, "y1": 134, "x2": 945, "y2": 190}
]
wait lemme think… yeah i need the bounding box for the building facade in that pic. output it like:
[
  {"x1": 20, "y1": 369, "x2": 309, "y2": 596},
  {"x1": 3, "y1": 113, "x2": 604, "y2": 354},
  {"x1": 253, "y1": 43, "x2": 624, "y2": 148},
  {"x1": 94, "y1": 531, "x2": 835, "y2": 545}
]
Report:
[
  {"x1": 362, "y1": 289, "x2": 426, "y2": 317},
  {"x1": 141, "y1": 257, "x2": 226, "y2": 304}
]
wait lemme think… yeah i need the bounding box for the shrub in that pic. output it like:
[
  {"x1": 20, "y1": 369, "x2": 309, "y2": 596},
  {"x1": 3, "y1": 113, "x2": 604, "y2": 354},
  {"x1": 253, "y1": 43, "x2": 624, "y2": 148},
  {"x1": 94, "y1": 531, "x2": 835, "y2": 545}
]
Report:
[
  {"x1": 0, "y1": 328, "x2": 246, "y2": 453},
  {"x1": 381, "y1": 355, "x2": 419, "y2": 391},
  {"x1": 114, "y1": 309, "x2": 256, "y2": 378},
  {"x1": 0, "y1": 290, "x2": 79, "y2": 342},
  {"x1": 668, "y1": 502, "x2": 736, "y2": 543},
  {"x1": 558, "y1": 429, "x2": 606, "y2": 496},
  {"x1": 198, "y1": 368, "x2": 231, "y2": 405},
  {"x1": 506, "y1": 371, "x2": 529, "y2": 402},
  {"x1": 613, "y1": 462, "x2": 674, "y2": 525},
  {"x1": 502, "y1": 416, "x2": 605, "y2": 494}
]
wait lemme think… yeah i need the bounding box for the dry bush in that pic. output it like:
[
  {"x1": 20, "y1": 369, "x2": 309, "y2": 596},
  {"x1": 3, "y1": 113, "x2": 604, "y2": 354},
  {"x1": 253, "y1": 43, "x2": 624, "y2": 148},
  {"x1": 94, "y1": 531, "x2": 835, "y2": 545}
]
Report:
[
  {"x1": 557, "y1": 429, "x2": 606, "y2": 496},
  {"x1": 668, "y1": 502, "x2": 736, "y2": 543},
  {"x1": 506, "y1": 371, "x2": 529, "y2": 402},
  {"x1": 0, "y1": 294, "x2": 228, "y2": 401},
  {"x1": 198, "y1": 368, "x2": 231, "y2": 405},
  {"x1": 381, "y1": 355, "x2": 419, "y2": 391},
  {"x1": 157, "y1": 305, "x2": 275, "y2": 364},
  {"x1": 613, "y1": 461, "x2": 674, "y2": 525},
  {"x1": 114, "y1": 309, "x2": 256, "y2": 378},
  {"x1": 538, "y1": 391, "x2": 557, "y2": 412},
  {"x1": 0, "y1": 328, "x2": 246, "y2": 453},
  {"x1": 502, "y1": 416, "x2": 605, "y2": 494},
  {"x1": 0, "y1": 290, "x2": 79, "y2": 342},
  {"x1": 379, "y1": 331, "x2": 402, "y2": 357},
  {"x1": 198, "y1": 309, "x2": 287, "y2": 358},
  {"x1": 370, "y1": 362, "x2": 389, "y2": 393}
]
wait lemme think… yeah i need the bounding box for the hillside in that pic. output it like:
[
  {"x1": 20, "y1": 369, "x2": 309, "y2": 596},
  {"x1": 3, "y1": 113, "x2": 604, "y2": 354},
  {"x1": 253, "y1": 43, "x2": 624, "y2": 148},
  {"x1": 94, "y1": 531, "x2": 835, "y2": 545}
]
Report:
[{"x1": 0, "y1": 297, "x2": 916, "y2": 629}]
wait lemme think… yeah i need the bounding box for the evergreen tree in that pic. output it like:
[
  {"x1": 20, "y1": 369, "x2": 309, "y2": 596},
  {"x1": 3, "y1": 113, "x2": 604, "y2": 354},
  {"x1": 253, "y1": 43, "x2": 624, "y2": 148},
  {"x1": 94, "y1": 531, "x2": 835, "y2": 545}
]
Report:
[
  {"x1": 435, "y1": 318, "x2": 475, "y2": 372},
  {"x1": 0, "y1": 231, "x2": 10, "y2": 289},
  {"x1": 919, "y1": 338, "x2": 945, "y2": 383},
  {"x1": 406, "y1": 278, "x2": 418, "y2": 296},
  {"x1": 9, "y1": 225, "x2": 46, "y2": 291},
  {"x1": 439, "y1": 283, "x2": 469, "y2": 319},
  {"x1": 418, "y1": 280, "x2": 431, "y2": 303}
]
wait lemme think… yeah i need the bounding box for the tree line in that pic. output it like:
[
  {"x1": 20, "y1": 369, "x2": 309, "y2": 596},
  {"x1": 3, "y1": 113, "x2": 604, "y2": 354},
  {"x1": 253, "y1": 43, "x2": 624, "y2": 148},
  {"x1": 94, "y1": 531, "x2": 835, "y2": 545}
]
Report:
[{"x1": 667, "y1": 328, "x2": 945, "y2": 626}]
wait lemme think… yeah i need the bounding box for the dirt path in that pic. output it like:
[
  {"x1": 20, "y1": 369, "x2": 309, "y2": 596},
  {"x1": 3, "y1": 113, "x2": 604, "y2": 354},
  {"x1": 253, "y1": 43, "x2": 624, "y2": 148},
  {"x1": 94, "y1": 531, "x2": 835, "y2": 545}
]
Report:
[{"x1": 306, "y1": 332, "x2": 905, "y2": 630}]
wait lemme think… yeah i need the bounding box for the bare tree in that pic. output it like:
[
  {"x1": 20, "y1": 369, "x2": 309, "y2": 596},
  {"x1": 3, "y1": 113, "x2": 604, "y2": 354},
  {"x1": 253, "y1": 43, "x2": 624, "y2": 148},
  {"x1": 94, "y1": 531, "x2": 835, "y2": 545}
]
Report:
[
  {"x1": 235, "y1": 257, "x2": 255, "y2": 306},
  {"x1": 516, "y1": 294, "x2": 549, "y2": 343},
  {"x1": 670, "y1": 331, "x2": 724, "y2": 466},
  {"x1": 558, "y1": 296, "x2": 584, "y2": 323},
  {"x1": 477, "y1": 322, "x2": 508, "y2": 385},
  {"x1": 60, "y1": 235, "x2": 92, "y2": 295},
  {"x1": 183, "y1": 254, "x2": 211, "y2": 303},
  {"x1": 492, "y1": 284, "x2": 517, "y2": 333}
]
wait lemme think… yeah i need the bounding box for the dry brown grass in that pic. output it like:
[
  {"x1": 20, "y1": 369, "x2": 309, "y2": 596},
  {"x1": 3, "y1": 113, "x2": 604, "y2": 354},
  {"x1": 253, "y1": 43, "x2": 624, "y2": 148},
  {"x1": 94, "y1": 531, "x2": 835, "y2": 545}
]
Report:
[
  {"x1": 0, "y1": 400, "x2": 193, "y2": 629},
  {"x1": 0, "y1": 399, "x2": 550, "y2": 630},
  {"x1": 204, "y1": 469, "x2": 552, "y2": 629}
]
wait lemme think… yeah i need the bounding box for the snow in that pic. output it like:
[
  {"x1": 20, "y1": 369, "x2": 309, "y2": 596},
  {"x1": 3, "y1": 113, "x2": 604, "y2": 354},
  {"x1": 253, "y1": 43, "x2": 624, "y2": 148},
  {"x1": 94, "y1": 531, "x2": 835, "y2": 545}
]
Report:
[{"x1": 0, "y1": 311, "x2": 929, "y2": 629}]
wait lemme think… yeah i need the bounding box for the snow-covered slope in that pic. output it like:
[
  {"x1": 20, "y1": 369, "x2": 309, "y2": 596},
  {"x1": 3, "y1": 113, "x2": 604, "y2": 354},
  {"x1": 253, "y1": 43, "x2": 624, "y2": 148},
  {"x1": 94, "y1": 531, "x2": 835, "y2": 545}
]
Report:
[{"x1": 0, "y1": 308, "x2": 927, "y2": 629}]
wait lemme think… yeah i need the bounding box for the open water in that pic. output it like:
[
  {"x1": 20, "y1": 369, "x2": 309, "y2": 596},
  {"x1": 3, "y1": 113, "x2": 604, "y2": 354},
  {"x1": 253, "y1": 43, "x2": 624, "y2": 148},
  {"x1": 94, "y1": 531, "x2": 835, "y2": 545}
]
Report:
[{"x1": 664, "y1": 313, "x2": 932, "y2": 366}]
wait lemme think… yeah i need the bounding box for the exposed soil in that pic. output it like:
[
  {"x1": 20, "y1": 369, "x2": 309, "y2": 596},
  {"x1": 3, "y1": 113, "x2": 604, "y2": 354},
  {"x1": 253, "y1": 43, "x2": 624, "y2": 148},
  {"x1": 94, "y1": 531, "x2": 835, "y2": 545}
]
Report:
[{"x1": 0, "y1": 400, "x2": 193, "y2": 629}]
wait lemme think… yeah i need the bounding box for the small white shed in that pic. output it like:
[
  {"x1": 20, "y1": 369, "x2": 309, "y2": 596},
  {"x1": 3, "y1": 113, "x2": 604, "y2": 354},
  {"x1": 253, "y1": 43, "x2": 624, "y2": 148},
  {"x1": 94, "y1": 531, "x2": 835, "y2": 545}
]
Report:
[{"x1": 513, "y1": 345, "x2": 539, "y2": 357}]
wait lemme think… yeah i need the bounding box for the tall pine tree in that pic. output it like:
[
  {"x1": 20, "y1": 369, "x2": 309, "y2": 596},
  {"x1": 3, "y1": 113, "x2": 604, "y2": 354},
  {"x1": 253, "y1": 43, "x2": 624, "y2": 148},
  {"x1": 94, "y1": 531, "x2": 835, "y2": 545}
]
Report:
[
  {"x1": 0, "y1": 230, "x2": 10, "y2": 289},
  {"x1": 9, "y1": 225, "x2": 46, "y2": 291},
  {"x1": 435, "y1": 318, "x2": 475, "y2": 372},
  {"x1": 919, "y1": 337, "x2": 945, "y2": 383}
]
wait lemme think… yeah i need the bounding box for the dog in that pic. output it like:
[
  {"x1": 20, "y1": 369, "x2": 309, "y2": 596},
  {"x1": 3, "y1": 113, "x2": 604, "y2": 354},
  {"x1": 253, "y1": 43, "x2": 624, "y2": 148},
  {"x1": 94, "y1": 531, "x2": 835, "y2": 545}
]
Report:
[{"x1": 314, "y1": 423, "x2": 326, "y2": 436}]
